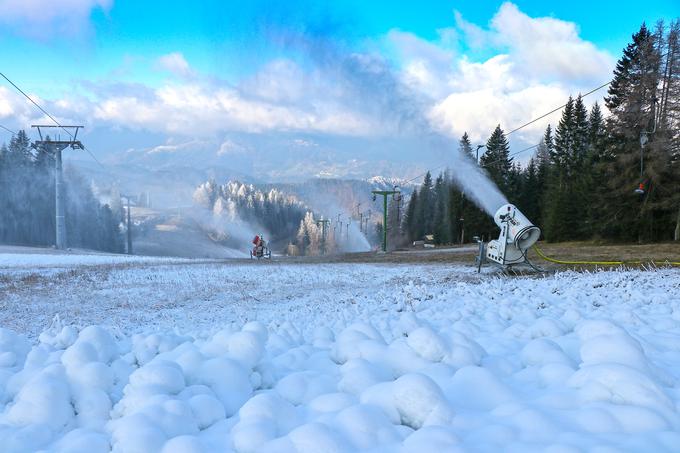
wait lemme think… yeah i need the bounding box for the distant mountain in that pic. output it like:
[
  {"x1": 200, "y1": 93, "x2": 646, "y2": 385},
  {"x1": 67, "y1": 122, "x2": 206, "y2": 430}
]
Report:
[{"x1": 366, "y1": 175, "x2": 414, "y2": 189}]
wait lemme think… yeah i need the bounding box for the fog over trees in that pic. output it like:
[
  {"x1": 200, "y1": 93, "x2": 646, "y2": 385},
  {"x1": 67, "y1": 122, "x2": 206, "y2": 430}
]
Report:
[{"x1": 0, "y1": 130, "x2": 123, "y2": 252}]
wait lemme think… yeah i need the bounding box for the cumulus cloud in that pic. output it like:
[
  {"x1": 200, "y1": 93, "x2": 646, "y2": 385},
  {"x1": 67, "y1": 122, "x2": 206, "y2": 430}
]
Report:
[
  {"x1": 417, "y1": 2, "x2": 615, "y2": 145},
  {"x1": 155, "y1": 52, "x2": 194, "y2": 78},
  {"x1": 490, "y1": 2, "x2": 613, "y2": 83},
  {"x1": 0, "y1": 1, "x2": 617, "y2": 177},
  {"x1": 0, "y1": 0, "x2": 112, "y2": 38},
  {"x1": 387, "y1": 29, "x2": 455, "y2": 98},
  {"x1": 453, "y1": 11, "x2": 492, "y2": 50},
  {"x1": 0, "y1": 86, "x2": 79, "y2": 133},
  {"x1": 429, "y1": 83, "x2": 571, "y2": 144},
  {"x1": 91, "y1": 80, "x2": 378, "y2": 137}
]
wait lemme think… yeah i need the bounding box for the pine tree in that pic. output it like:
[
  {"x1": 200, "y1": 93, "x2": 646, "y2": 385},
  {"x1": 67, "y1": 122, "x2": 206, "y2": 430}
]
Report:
[
  {"x1": 533, "y1": 125, "x2": 552, "y2": 229},
  {"x1": 544, "y1": 97, "x2": 583, "y2": 241},
  {"x1": 604, "y1": 23, "x2": 669, "y2": 241},
  {"x1": 404, "y1": 190, "x2": 418, "y2": 242},
  {"x1": 432, "y1": 173, "x2": 451, "y2": 244},
  {"x1": 0, "y1": 130, "x2": 124, "y2": 252},
  {"x1": 571, "y1": 95, "x2": 592, "y2": 238},
  {"x1": 459, "y1": 132, "x2": 475, "y2": 160},
  {"x1": 415, "y1": 172, "x2": 434, "y2": 238},
  {"x1": 553, "y1": 97, "x2": 575, "y2": 174},
  {"x1": 572, "y1": 95, "x2": 590, "y2": 171},
  {"x1": 480, "y1": 125, "x2": 512, "y2": 194},
  {"x1": 584, "y1": 102, "x2": 608, "y2": 238},
  {"x1": 518, "y1": 158, "x2": 540, "y2": 225}
]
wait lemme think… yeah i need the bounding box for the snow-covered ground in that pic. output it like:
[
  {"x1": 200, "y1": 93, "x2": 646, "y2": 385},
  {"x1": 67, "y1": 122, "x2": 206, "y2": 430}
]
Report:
[
  {"x1": 0, "y1": 250, "x2": 198, "y2": 270},
  {"x1": 1, "y1": 254, "x2": 680, "y2": 452}
]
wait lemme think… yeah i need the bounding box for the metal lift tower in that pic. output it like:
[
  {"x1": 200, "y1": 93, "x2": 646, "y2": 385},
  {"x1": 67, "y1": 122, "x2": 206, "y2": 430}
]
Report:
[
  {"x1": 372, "y1": 189, "x2": 400, "y2": 252},
  {"x1": 31, "y1": 125, "x2": 84, "y2": 250},
  {"x1": 316, "y1": 217, "x2": 331, "y2": 255}
]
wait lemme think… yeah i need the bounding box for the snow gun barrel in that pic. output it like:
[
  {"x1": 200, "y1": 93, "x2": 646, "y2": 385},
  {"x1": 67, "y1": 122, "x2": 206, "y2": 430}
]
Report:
[
  {"x1": 483, "y1": 204, "x2": 541, "y2": 267},
  {"x1": 493, "y1": 204, "x2": 541, "y2": 250}
]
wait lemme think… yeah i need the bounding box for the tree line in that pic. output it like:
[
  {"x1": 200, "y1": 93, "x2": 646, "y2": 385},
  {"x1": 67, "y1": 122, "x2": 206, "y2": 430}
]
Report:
[
  {"x1": 0, "y1": 130, "x2": 124, "y2": 252},
  {"x1": 193, "y1": 180, "x2": 309, "y2": 248},
  {"x1": 399, "y1": 21, "x2": 680, "y2": 246}
]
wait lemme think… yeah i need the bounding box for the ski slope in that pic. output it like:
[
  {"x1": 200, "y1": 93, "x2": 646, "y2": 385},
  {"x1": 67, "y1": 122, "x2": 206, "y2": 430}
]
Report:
[{"x1": 1, "y1": 253, "x2": 679, "y2": 452}]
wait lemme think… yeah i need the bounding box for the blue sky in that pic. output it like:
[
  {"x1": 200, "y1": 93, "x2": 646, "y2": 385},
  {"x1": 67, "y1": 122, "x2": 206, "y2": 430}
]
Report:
[
  {"x1": 0, "y1": 0, "x2": 678, "y2": 181},
  {"x1": 3, "y1": 0, "x2": 677, "y2": 91}
]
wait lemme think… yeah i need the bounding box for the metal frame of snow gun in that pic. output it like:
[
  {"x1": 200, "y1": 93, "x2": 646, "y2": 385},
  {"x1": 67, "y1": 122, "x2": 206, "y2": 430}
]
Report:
[
  {"x1": 477, "y1": 204, "x2": 543, "y2": 273},
  {"x1": 250, "y1": 246, "x2": 272, "y2": 260}
]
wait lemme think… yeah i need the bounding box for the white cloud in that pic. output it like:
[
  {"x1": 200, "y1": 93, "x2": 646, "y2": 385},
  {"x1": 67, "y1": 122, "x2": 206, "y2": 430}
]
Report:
[
  {"x1": 429, "y1": 83, "x2": 571, "y2": 144},
  {"x1": 453, "y1": 10, "x2": 492, "y2": 50},
  {"x1": 394, "y1": 2, "x2": 615, "y2": 145},
  {"x1": 490, "y1": 2, "x2": 613, "y2": 83},
  {"x1": 0, "y1": 2, "x2": 617, "y2": 176},
  {"x1": 92, "y1": 81, "x2": 378, "y2": 137},
  {"x1": 0, "y1": 0, "x2": 112, "y2": 38},
  {"x1": 155, "y1": 52, "x2": 194, "y2": 78},
  {"x1": 387, "y1": 30, "x2": 455, "y2": 98},
  {"x1": 0, "y1": 86, "x2": 77, "y2": 133}
]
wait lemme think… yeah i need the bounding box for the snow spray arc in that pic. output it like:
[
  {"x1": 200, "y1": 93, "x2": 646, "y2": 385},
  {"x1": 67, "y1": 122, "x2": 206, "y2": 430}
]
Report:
[{"x1": 279, "y1": 29, "x2": 509, "y2": 217}]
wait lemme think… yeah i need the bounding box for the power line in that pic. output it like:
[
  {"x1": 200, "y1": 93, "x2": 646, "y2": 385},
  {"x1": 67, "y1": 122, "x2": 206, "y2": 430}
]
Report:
[
  {"x1": 0, "y1": 123, "x2": 16, "y2": 135},
  {"x1": 502, "y1": 49, "x2": 672, "y2": 139},
  {"x1": 0, "y1": 71, "x2": 106, "y2": 169},
  {"x1": 398, "y1": 80, "x2": 615, "y2": 187},
  {"x1": 482, "y1": 112, "x2": 617, "y2": 168},
  {"x1": 404, "y1": 164, "x2": 447, "y2": 185},
  {"x1": 506, "y1": 81, "x2": 611, "y2": 136}
]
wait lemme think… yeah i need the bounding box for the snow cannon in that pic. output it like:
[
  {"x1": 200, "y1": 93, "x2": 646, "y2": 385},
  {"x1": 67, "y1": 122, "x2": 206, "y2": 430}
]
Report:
[{"x1": 477, "y1": 204, "x2": 541, "y2": 271}]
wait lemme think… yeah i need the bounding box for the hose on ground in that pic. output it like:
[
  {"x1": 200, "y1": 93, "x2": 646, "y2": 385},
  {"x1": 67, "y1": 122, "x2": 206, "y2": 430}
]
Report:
[{"x1": 531, "y1": 245, "x2": 680, "y2": 267}]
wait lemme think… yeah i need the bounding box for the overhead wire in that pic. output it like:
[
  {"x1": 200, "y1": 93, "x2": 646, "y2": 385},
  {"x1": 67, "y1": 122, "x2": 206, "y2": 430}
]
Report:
[
  {"x1": 502, "y1": 49, "x2": 672, "y2": 139},
  {"x1": 0, "y1": 123, "x2": 16, "y2": 135},
  {"x1": 505, "y1": 81, "x2": 611, "y2": 136},
  {"x1": 0, "y1": 71, "x2": 106, "y2": 169},
  {"x1": 402, "y1": 80, "x2": 616, "y2": 184},
  {"x1": 481, "y1": 112, "x2": 616, "y2": 168}
]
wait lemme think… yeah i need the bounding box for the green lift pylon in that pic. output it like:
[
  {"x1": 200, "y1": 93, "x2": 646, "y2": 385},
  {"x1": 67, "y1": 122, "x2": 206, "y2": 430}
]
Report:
[{"x1": 372, "y1": 189, "x2": 400, "y2": 252}]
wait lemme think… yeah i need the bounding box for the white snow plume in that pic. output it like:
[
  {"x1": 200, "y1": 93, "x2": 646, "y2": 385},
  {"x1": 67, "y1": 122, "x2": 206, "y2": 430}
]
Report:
[
  {"x1": 432, "y1": 136, "x2": 509, "y2": 216},
  {"x1": 347, "y1": 221, "x2": 371, "y2": 252},
  {"x1": 281, "y1": 31, "x2": 509, "y2": 216},
  {"x1": 299, "y1": 195, "x2": 371, "y2": 253},
  {"x1": 192, "y1": 181, "x2": 271, "y2": 250}
]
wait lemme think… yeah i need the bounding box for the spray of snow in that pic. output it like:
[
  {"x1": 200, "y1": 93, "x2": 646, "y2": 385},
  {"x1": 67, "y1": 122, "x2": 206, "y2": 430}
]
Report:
[
  {"x1": 303, "y1": 198, "x2": 371, "y2": 253},
  {"x1": 446, "y1": 146, "x2": 509, "y2": 216},
  {"x1": 283, "y1": 32, "x2": 510, "y2": 218},
  {"x1": 344, "y1": 220, "x2": 371, "y2": 252}
]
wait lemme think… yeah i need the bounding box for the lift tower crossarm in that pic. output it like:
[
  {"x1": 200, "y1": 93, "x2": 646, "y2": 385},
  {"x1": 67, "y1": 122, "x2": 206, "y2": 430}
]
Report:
[{"x1": 372, "y1": 189, "x2": 400, "y2": 252}]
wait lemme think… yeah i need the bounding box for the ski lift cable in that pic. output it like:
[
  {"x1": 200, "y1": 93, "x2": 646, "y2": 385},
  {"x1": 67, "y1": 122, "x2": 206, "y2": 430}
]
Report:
[
  {"x1": 0, "y1": 71, "x2": 106, "y2": 170},
  {"x1": 506, "y1": 81, "x2": 611, "y2": 136},
  {"x1": 465, "y1": 111, "x2": 617, "y2": 169},
  {"x1": 403, "y1": 80, "x2": 617, "y2": 186},
  {"x1": 0, "y1": 123, "x2": 16, "y2": 135},
  {"x1": 504, "y1": 49, "x2": 672, "y2": 138}
]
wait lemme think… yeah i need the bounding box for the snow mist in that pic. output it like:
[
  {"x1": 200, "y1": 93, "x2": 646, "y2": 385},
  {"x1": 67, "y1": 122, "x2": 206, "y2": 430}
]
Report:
[
  {"x1": 286, "y1": 32, "x2": 510, "y2": 218},
  {"x1": 440, "y1": 140, "x2": 509, "y2": 216}
]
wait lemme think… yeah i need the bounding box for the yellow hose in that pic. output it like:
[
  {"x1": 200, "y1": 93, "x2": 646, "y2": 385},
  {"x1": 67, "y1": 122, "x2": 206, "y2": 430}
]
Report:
[{"x1": 531, "y1": 245, "x2": 680, "y2": 267}]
